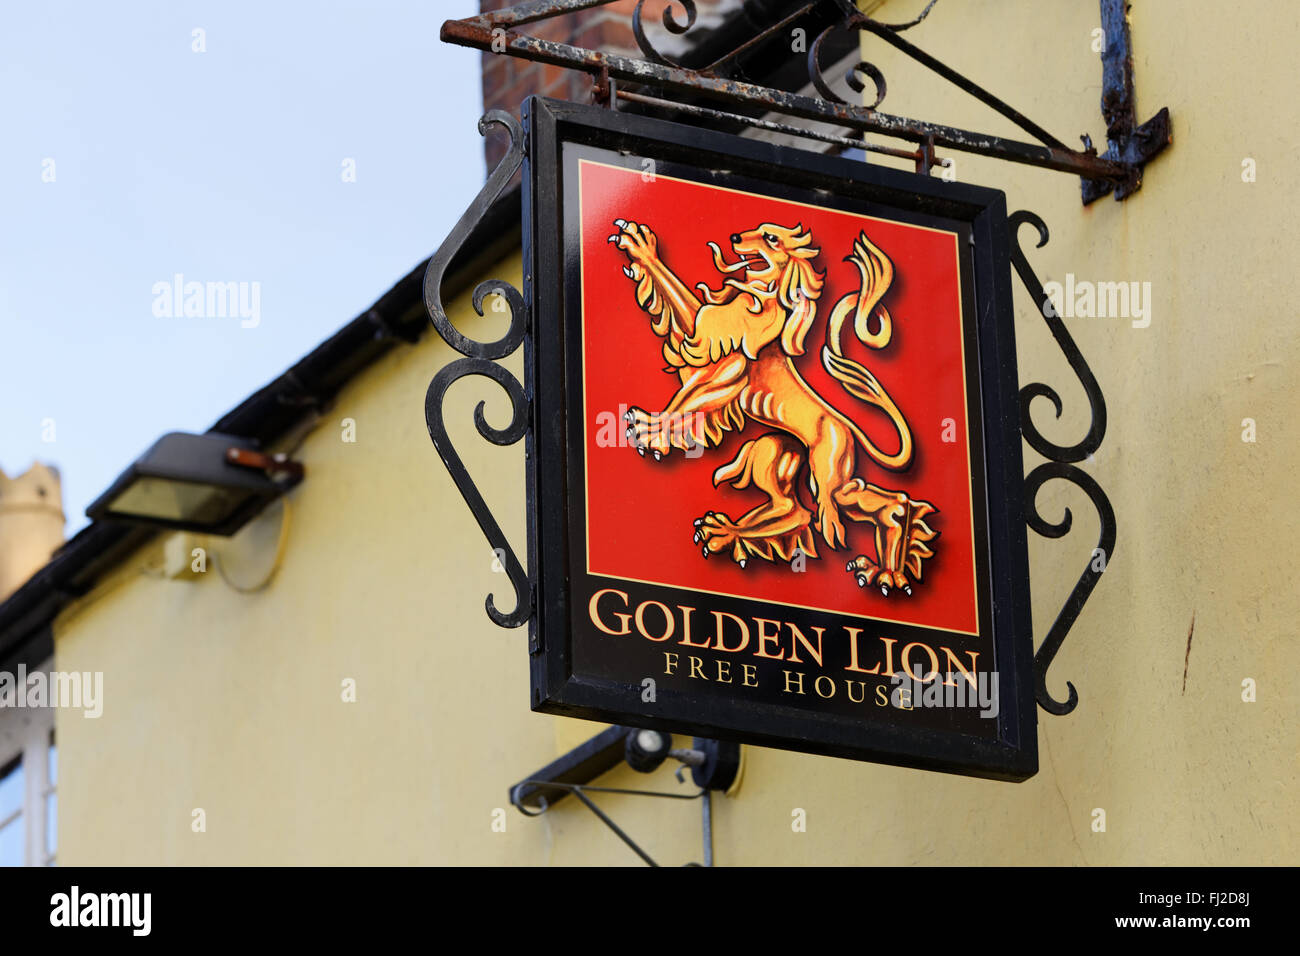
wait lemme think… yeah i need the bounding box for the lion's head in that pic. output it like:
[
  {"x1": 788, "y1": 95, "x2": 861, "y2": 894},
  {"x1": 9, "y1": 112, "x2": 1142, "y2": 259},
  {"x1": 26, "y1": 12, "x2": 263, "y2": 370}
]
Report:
[{"x1": 694, "y1": 223, "x2": 825, "y2": 360}]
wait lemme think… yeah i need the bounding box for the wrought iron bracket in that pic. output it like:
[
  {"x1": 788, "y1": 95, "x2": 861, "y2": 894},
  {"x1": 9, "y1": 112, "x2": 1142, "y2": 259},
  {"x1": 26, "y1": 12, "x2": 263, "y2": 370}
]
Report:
[
  {"x1": 1010, "y1": 211, "x2": 1117, "y2": 716},
  {"x1": 1079, "y1": 0, "x2": 1172, "y2": 203},
  {"x1": 423, "y1": 110, "x2": 534, "y2": 630},
  {"x1": 511, "y1": 779, "x2": 715, "y2": 867},
  {"x1": 507, "y1": 725, "x2": 736, "y2": 866},
  {"x1": 440, "y1": 0, "x2": 1171, "y2": 205}
]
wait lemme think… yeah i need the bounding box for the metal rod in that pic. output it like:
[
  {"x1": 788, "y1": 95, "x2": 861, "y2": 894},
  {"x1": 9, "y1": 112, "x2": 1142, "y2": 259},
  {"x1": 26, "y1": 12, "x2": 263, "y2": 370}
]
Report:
[
  {"x1": 513, "y1": 778, "x2": 706, "y2": 801},
  {"x1": 614, "y1": 88, "x2": 921, "y2": 160},
  {"x1": 473, "y1": 0, "x2": 618, "y2": 29},
  {"x1": 859, "y1": 17, "x2": 1068, "y2": 149},
  {"x1": 440, "y1": 23, "x2": 1131, "y2": 183},
  {"x1": 570, "y1": 788, "x2": 660, "y2": 867},
  {"x1": 702, "y1": 790, "x2": 713, "y2": 867},
  {"x1": 699, "y1": 1, "x2": 820, "y2": 76}
]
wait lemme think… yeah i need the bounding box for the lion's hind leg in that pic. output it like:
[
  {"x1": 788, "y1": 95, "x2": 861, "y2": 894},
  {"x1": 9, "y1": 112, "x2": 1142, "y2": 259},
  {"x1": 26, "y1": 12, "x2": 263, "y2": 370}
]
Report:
[
  {"x1": 694, "y1": 433, "x2": 816, "y2": 568},
  {"x1": 834, "y1": 479, "x2": 937, "y2": 596}
]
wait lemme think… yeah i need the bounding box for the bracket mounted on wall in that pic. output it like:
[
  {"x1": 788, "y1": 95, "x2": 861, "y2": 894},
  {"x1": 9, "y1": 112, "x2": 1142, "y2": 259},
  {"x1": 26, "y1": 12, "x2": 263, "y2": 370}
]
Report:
[
  {"x1": 510, "y1": 725, "x2": 742, "y2": 866},
  {"x1": 440, "y1": 0, "x2": 1171, "y2": 205}
]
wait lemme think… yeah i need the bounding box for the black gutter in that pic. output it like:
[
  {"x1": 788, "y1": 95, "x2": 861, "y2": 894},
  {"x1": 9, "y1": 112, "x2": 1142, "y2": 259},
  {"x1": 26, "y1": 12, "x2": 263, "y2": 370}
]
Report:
[{"x1": 0, "y1": 185, "x2": 521, "y2": 671}]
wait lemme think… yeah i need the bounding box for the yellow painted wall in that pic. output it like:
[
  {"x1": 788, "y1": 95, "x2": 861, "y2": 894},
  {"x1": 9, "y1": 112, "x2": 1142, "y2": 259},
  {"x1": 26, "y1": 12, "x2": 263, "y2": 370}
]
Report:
[{"x1": 53, "y1": 0, "x2": 1295, "y2": 865}]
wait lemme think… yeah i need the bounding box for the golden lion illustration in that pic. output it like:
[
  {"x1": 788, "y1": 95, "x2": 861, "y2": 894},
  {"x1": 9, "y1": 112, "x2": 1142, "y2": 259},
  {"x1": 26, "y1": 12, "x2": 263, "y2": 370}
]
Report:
[{"x1": 609, "y1": 217, "x2": 938, "y2": 596}]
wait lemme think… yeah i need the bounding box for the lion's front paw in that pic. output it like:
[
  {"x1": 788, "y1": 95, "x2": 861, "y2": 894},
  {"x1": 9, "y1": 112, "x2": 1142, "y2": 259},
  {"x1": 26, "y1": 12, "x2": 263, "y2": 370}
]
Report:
[
  {"x1": 608, "y1": 219, "x2": 658, "y2": 267},
  {"x1": 846, "y1": 556, "x2": 912, "y2": 596},
  {"x1": 693, "y1": 512, "x2": 748, "y2": 567},
  {"x1": 624, "y1": 406, "x2": 670, "y2": 460}
]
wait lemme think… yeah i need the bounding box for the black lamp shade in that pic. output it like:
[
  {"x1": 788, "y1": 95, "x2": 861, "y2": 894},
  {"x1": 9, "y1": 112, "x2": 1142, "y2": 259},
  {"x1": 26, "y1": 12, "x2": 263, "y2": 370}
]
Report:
[{"x1": 86, "y1": 432, "x2": 299, "y2": 536}]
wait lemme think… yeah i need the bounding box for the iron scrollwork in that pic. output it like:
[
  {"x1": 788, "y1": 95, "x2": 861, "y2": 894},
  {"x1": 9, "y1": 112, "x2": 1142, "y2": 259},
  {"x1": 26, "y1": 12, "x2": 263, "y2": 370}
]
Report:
[
  {"x1": 423, "y1": 111, "x2": 532, "y2": 628},
  {"x1": 631, "y1": 0, "x2": 696, "y2": 68},
  {"x1": 1010, "y1": 211, "x2": 1117, "y2": 715}
]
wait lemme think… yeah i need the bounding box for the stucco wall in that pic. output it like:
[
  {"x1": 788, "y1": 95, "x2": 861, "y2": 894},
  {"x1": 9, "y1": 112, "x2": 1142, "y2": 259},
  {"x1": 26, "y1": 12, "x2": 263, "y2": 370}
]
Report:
[{"x1": 53, "y1": 0, "x2": 1296, "y2": 865}]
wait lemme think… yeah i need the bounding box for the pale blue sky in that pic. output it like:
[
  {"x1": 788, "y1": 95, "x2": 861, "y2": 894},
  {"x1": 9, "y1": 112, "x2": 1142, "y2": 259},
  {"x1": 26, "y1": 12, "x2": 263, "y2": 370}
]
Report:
[{"x1": 0, "y1": 0, "x2": 485, "y2": 532}]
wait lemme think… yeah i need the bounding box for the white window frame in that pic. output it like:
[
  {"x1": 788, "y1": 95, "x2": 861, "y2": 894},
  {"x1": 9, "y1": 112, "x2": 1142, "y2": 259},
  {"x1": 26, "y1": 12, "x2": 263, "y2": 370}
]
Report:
[{"x1": 0, "y1": 657, "x2": 56, "y2": 866}]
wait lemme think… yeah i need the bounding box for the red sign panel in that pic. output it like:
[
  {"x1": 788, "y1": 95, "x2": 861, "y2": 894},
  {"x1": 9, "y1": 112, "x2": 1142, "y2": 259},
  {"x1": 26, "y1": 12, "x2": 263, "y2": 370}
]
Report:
[{"x1": 580, "y1": 159, "x2": 979, "y2": 637}]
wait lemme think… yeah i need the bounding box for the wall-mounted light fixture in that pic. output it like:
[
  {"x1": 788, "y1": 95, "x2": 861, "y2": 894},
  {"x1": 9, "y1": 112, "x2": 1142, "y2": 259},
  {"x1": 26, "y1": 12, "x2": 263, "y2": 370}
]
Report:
[{"x1": 86, "y1": 432, "x2": 303, "y2": 536}]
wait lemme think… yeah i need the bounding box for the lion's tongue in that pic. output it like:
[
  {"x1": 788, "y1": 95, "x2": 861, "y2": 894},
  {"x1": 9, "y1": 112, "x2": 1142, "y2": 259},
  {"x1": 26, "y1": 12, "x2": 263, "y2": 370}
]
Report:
[{"x1": 708, "y1": 241, "x2": 755, "y2": 274}]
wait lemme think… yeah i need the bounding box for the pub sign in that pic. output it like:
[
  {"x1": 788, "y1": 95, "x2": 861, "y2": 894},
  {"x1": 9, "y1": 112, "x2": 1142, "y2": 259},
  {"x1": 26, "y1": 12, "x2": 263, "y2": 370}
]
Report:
[{"x1": 523, "y1": 98, "x2": 1037, "y2": 781}]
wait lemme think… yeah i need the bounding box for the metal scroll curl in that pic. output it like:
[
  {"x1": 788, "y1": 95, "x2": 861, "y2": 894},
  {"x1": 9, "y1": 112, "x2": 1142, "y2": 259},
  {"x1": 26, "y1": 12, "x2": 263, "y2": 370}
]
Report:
[
  {"x1": 1009, "y1": 210, "x2": 1106, "y2": 462},
  {"x1": 808, "y1": 24, "x2": 886, "y2": 110},
  {"x1": 632, "y1": 0, "x2": 696, "y2": 68},
  {"x1": 1010, "y1": 210, "x2": 1117, "y2": 716},
  {"x1": 423, "y1": 111, "x2": 532, "y2": 628}
]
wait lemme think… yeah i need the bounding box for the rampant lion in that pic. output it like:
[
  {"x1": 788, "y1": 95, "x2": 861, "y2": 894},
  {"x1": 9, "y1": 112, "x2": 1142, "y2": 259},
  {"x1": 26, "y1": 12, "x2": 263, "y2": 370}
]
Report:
[{"x1": 609, "y1": 217, "x2": 938, "y2": 596}]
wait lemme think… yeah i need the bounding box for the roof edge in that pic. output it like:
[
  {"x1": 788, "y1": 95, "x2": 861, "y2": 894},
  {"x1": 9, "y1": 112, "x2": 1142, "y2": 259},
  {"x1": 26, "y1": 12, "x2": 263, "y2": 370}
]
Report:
[{"x1": 0, "y1": 184, "x2": 521, "y2": 668}]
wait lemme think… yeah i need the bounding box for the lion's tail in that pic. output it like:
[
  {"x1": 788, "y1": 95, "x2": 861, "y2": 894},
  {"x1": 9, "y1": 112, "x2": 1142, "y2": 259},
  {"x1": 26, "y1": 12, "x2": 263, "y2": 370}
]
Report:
[
  {"x1": 822, "y1": 346, "x2": 913, "y2": 472},
  {"x1": 826, "y1": 232, "x2": 894, "y2": 352},
  {"x1": 822, "y1": 230, "x2": 912, "y2": 472}
]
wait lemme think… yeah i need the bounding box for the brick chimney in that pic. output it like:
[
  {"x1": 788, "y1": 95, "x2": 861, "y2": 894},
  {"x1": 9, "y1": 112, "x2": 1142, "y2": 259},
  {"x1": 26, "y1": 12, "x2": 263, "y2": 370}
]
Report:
[
  {"x1": 0, "y1": 463, "x2": 66, "y2": 601},
  {"x1": 477, "y1": 0, "x2": 730, "y2": 170}
]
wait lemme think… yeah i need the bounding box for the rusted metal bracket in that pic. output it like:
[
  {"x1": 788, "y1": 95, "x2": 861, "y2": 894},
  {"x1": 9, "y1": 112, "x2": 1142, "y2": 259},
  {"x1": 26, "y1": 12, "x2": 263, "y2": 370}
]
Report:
[
  {"x1": 441, "y1": 0, "x2": 1170, "y2": 205},
  {"x1": 1080, "y1": 0, "x2": 1172, "y2": 203}
]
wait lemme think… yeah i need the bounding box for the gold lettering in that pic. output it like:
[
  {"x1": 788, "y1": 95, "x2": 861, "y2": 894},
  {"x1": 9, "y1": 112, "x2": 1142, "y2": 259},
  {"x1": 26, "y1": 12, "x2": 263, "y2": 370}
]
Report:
[
  {"x1": 741, "y1": 664, "x2": 758, "y2": 687},
  {"x1": 845, "y1": 626, "x2": 879, "y2": 674},
  {"x1": 689, "y1": 656, "x2": 708, "y2": 680},
  {"x1": 634, "y1": 600, "x2": 675, "y2": 642},
  {"x1": 663, "y1": 651, "x2": 679, "y2": 675},
  {"x1": 941, "y1": 648, "x2": 980, "y2": 689},
  {"x1": 715, "y1": 660, "x2": 732, "y2": 684},
  {"x1": 589, "y1": 588, "x2": 631, "y2": 636},
  {"x1": 782, "y1": 670, "x2": 806, "y2": 694},
  {"x1": 755, "y1": 618, "x2": 785, "y2": 660},
  {"x1": 712, "y1": 611, "x2": 750, "y2": 653},
  {"x1": 881, "y1": 637, "x2": 898, "y2": 677},
  {"x1": 902, "y1": 641, "x2": 940, "y2": 682},
  {"x1": 677, "y1": 605, "x2": 711, "y2": 648},
  {"x1": 787, "y1": 623, "x2": 825, "y2": 667}
]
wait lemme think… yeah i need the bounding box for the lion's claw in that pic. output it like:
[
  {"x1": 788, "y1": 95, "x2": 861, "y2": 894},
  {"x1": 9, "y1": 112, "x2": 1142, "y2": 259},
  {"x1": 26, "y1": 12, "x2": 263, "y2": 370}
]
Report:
[
  {"x1": 624, "y1": 404, "x2": 670, "y2": 458},
  {"x1": 693, "y1": 512, "x2": 751, "y2": 569},
  {"x1": 847, "y1": 555, "x2": 913, "y2": 596}
]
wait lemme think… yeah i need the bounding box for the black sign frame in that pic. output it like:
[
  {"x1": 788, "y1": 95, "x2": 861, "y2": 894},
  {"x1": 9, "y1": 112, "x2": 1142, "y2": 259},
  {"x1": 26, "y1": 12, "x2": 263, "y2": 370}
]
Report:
[{"x1": 523, "y1": 96, "x2": 1037, "y2": 781}]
